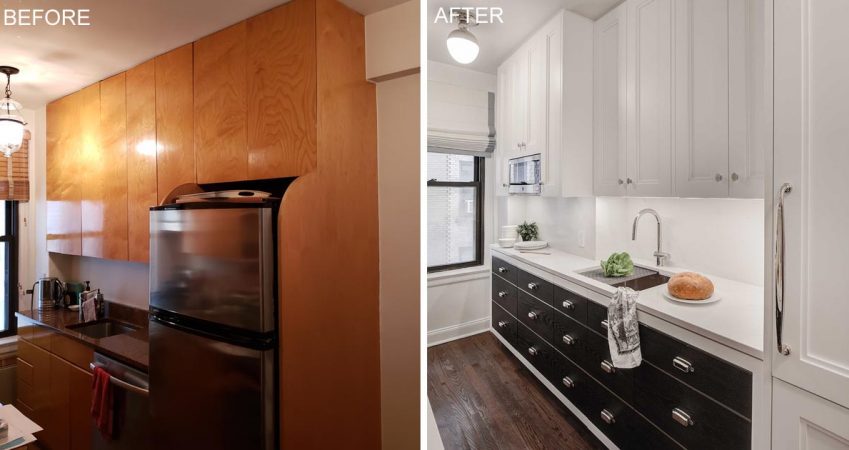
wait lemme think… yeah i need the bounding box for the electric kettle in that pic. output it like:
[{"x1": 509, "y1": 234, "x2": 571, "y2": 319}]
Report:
[{"x1": 31, "y1": 277, "x2": 66, "y2": 310}]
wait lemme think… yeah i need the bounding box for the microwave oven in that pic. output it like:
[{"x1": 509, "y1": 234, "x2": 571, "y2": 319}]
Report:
[{"x1": 507, "y1": 154, "x2": 541, "y2": 195}]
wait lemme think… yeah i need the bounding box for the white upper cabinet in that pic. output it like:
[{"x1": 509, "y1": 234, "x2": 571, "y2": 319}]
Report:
[
  {"x1": 625, "y1": 0, "x2": 673, "y2": 197},
  {"x1": 674, "y1": 0, "x2": 730, "y2": 197},
  {"x1": 496, "y1": 10, "x2": 593, "y2": 198},
  {"x1": 593, "y1": 0, "x2": 761, "y2": 199},
  {"x1": 593, "y1": 4, "x2": 627, "y2": 196}
]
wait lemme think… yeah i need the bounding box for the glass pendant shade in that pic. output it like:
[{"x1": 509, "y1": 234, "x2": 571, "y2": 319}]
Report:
[
  {"x1": 447, "y1": 28, "x2": 479, "y2": 64},
  {"x1": 0, "y1": 98, "x2": 24, "y2": 157}
]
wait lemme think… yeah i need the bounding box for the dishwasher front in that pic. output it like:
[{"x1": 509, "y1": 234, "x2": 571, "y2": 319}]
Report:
[{"x1": 90, "y1": 352, "x2": 150, "y2": 450}]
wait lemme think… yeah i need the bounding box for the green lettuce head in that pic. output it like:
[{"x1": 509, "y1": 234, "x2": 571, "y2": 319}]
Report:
[{"x1": 600, "y1": 252, "x2": 634, "y2": 277}]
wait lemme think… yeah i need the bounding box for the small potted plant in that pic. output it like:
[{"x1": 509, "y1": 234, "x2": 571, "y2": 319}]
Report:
[{"x1": 516, "y1": 221, "x2": 539, "y2": 242}]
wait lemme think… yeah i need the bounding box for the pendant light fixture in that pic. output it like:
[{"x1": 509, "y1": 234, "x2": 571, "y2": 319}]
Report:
[
  {"x1": 0, "y1": 66, "x2": 25, "y2": 158},
  {"x1": 446, "y1": 11, "x2": 479, "y2": 65}
]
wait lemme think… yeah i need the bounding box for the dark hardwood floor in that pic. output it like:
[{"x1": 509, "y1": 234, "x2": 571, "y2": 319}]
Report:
[{"x1": 428, "y1": 332, "x2": 606, "y2": 450}]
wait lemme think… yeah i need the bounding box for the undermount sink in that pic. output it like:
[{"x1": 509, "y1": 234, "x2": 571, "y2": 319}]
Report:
[
  {"x1": 579, "y1": 266, "x2": 670, "y2": 292},
  {"x1": 67, "y1": 319, "x2": 139, "y2": 339}
]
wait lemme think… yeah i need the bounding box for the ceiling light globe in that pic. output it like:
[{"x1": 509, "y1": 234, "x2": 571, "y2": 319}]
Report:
[
  {"x1": 447, "y1": 28, "x2": 479, "y2": 64},
  {"x1": 0, "y1": 117, "x2": 24, "y2": 157}
]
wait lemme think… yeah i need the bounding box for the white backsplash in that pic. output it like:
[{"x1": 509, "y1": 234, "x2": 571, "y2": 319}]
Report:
[{"x1": 497, "y1": 196, "x2": 764, "y2": 286}]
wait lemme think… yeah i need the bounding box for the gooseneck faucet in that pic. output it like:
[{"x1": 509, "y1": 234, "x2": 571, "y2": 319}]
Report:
[{"x1": 632, "y1": 208, "x2": 670, "y2": 266}]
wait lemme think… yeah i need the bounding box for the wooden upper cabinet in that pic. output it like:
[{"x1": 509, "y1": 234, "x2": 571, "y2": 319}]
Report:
[
  {"x1": 155, "y1": 44, "x2": 195, "y2": 203},
  {"x1": 82, "y1": 74, "x2": 128, "y2": 260},
  {"x1": 126, "y1": 60, "x2": 158, "y2": 263},
  {"x1": 246, "y1": 0, "x2": 317, "y2": 179},
  {"x1": 46, "y1": 93, "x2": 82, "y2": 255},
  {"x1": 194, "y1": 22, "x2": 248, "y2": 183}
]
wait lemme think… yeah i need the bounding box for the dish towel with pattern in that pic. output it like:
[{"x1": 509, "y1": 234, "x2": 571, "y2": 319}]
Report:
[{"x1": 607, "y1": 287, "x2": 642, "y2": 368}]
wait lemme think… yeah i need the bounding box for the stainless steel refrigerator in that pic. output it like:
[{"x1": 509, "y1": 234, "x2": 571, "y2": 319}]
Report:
[{"x1": 148, "y1": 195, "x2": 277, "y2": 450}]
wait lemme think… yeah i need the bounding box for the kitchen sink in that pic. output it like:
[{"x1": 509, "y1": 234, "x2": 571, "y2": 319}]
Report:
[
  {"x1": 67, "y1": 319, "x2": 139, "y2": 339},
  {"x1": 579, "y1": 266, "x2": 670, "y2": 291}
]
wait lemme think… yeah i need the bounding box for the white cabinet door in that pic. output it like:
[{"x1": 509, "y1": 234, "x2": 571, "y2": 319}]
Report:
[
  {"x1": 773, "y1": 0, "x2": 849, "y2": 410},
  {"x1": 495, "y1": 62, "x2": 512, "y2": 196},
  {"x1": 525, "y1": 33, "x2": 547, "y2": 159},
  {"x1": 625, "y1": 0, "x2": 672, "y2": 197},
  {"x1": 728, "y1": 0, "x2": 764, "y2": 198},
  {"x1": 772, "y1": 379, "x2": 849, "y2": 450},
  {"x1": 511, "y1": 51, "x2": 528, "y2": 155},
  {"x1": 593, "y1": 4, "x2": 627, "y2": 196},
  {"x1": 674, "y1": 0, "x2": 729, "y2": 197}
]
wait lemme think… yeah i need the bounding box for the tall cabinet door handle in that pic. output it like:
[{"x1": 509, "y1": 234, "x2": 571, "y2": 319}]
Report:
[{"x1": 775, "y1": 183, "x2": 792, "y2": 356}]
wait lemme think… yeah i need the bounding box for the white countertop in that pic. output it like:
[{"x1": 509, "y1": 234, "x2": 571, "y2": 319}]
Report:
[{"x1": 491, "y1": 245, "x2": 764, "y2": 359}]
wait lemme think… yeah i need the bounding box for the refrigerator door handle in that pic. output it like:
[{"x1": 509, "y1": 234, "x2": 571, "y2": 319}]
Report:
[{"x1": 90, "y1": 362, "x2": 150, "y2": 396}]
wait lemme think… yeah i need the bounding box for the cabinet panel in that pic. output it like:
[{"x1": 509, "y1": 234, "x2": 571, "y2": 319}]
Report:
[
  {"x1": 494, "y1": 62, "x2": 512, "y2": 196},
  {"x1": 46, "y1": 94, "x2": 82, "y2": 255},
  {"x1": 772, "y1": 379, "x2": 849, "y2": 450},
  {"x1": 593, "y1": 4, "x2": 627, "y2": 196},
  {"x1": 194, "y1": 22, "x2": 248, "y2": 184},
  {"x1": 525, "y1": 34, "x2": 546, "y2": 158},
  {"x1": 626, "y1": 0, "x2": 673, "y2": 196},
  {"x1": 126, "y1": 59, "x2": 158, "y2": 263},
  {"x1": 68, "y1": 363, "x2": 93, "y2": 450},
  {"x1": 246, "y1": 1, "x2": 316, "y2": 179},
  {"x1": 155, "y1": 44, "x2": 195, "y2": 203},
  {"x1": 82, "y1": 74, "x2": 128, "y2": 260},
  {"x1": 674, "y1": 0, "x2": 729, "y2": 197}
]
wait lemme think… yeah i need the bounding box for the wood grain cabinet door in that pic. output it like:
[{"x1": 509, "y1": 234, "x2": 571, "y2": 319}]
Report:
[
  {"x1": 246, "y1": 1, "x2": 317, "y2": 179},
  {"x1": 82, "y1": 74, "x2": 128, "y2": 260},
  {"x1": 46, "y1": 94, "x2": 82, "y2": 255},
  {"x1": 194, "y1": 22, "x2": 248, "y2": 184},
  {"x1": 67, "y1": 363, "x2": 93, "y2": 450},
  {"x1": 126, "y1": 59, "x2": 158, "y2": 263},
  {"x1": 155, "y1": 44, "x2": 195, "y2": 203}
]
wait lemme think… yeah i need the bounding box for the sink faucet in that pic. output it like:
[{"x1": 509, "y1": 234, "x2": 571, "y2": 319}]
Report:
[{"x1": 632, "y1": 208, "x2": 670, "y2": 266}]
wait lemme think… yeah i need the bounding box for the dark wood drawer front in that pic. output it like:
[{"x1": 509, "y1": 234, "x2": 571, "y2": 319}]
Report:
[
  {"x1": 491, "y1": 302, "x2": 517, "y2": 347},
  {"x1": 640, "y1": 326, "x2": 752, "y2": 418},
  {"x1": 553, "y1": 286, "x2": 588, "y2": 325},
  {"x1": 634, "y1": 362, "x2": 751, "y2": 450},
  {"x1": 581, "y1": 378, "x2": 682, "y2": 450},
  {"x1": 492, "y1": 256, "x2": 518, "y2": 286},
  {"x1": 518, "y1": 270, "x2": 554, "y2": 305},
  {"x1": 516, "y1": 323, "x2": 556, "y2": 380},
  {"x1": 492, "y1": 275, "x2": 518, "y2": 317},
  {"x1": 586, "y1": 300, "x2": 609, "y2": 336},
  {"x1": 548, "y1": 349, "x2": 595, "y2": 413},
  {"x1": 517, "y1": 290, "x2": 555, "y2": 342},
  {"x1": 583, "y1": 330, "x2": 634, "y2": 403},
  {"x1": 551, "y1": 311, "x2": 588, "y2": 365}
]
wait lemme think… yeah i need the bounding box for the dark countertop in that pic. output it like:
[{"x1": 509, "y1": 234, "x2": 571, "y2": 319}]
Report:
[{"x1": 16, "y1": 303, "x2": 149, "y2": 372}]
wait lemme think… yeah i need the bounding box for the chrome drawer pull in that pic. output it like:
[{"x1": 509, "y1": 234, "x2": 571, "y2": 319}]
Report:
[
  {"x1": 527, "y1": 311, "x2": 539, "y2": 320},
  {"x1": 562, "y1": 376, "x2": 575, "y2": 388},
  {"x1": 775, "y1": 183, "x2": 792, "y2": 356},
  {"x1": 498, "y1": 267, "x2": 508, "y2": 273},
  {"x1": 672, "y1": 408, "x2": 695, "y2": 427},
  {"x1": 497, "y1": 320, "x2": 509, "y2": 328},
  {"x1": 600, "y1": 409, "x2": 615, "y2": 424},
  {"x1": 601, "y1": 319, "x2": 609, "y2": 331},
  {"x1": 562, "y1": 334, "x2": 576, "y2": 345},
  {"x1": 527, "y1": 347, "x2": 538, "y2": 356},
  {"x1": 527, "y1": 282, "x2": 539, "y2": 290},
  {"x1": 562, "y1": 300, "x2": 575, "y2": 310},
  {"x1": 601, "y1": 360, "x2": 616, "y2": 373},
  {"x1": 672, "y1": 356, "x2": 695, "y2": 373},
  {"x1": 497, "y1": 291, "x2": 509, "y2": 298}
]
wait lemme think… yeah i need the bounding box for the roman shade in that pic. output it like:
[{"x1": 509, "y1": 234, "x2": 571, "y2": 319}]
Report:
[
  {"x1": 0, "y1": 129, "x2": 29, "y2": 201},
  {"x1": 427, "y1": 80, "x2": 495, "y2": 157}
]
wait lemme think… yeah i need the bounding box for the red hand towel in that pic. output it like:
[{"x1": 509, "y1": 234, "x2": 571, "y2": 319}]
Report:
[{"x1": 91, "y1": 366, "x2": 114, "y2": 439}]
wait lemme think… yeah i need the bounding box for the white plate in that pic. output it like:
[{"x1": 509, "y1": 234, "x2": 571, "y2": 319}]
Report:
[
  {"x1": 514, "y1": 240, "x2": 549, "y2": 250},
  {"x1": 662, "y1": 290, "x2": 721, "y2": 305}
]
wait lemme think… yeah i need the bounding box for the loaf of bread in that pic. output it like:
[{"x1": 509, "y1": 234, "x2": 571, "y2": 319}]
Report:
[{"x1": 667, "y1": 272, "x2": 714, "y2": 300}]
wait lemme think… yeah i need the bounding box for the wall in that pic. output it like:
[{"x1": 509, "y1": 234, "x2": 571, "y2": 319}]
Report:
[
  {"x1": 596, "y1": 197, "x2": 764, "y2": 285},
  {"x1": 426, "y1": 61, "x2": 496, "y2": 345},
  {"x1": 498, "y1": 196, "x2": 596, "y2": 259},
  {"x1": 366, "y1": 2, "x2": 420, "y2": 448}
]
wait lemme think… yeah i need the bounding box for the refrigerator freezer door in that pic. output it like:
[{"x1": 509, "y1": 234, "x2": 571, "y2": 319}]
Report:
[
  {"x1": 149, "y1": 320, "x2": 275, "y2": 450},
  {"x1": 149, "y1": 205, "x2": 274, "y2": 332}
]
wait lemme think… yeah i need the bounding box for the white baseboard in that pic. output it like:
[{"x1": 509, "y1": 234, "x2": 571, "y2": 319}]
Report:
[{"x1": 427, "y1": 317, "x2": 490, "y2": 347}]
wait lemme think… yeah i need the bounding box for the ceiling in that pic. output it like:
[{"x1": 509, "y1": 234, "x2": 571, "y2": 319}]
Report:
[
  {"x1": 0, "y1": 0, "x2": 408, "y2": 108},
  {"x1": 427, "y1": 0, "x2": 624, "y2": 74}
]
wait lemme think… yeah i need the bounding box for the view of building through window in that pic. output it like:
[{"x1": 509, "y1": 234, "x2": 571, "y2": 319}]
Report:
[{"x1": 426, "y1": 153, "x2": 480, "y2": 270}]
